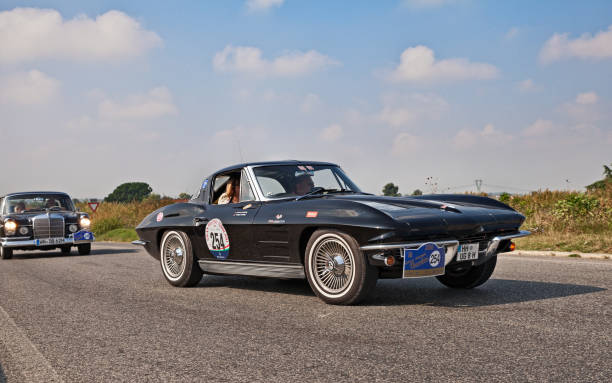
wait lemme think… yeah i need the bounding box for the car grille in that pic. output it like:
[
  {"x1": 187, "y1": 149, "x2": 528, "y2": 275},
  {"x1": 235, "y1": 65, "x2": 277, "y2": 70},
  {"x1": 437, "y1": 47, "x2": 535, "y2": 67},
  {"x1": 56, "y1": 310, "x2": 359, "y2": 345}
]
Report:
[{"x1": 32, "y1": 214, "x2": 65, "y2": 239}]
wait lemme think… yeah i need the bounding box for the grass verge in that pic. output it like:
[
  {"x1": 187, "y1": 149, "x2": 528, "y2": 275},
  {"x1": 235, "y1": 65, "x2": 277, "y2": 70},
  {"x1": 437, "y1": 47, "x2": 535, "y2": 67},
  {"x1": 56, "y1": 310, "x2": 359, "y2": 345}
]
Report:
[{"x1": 96, "y1": 228, "x2": 138, "y2": 242}]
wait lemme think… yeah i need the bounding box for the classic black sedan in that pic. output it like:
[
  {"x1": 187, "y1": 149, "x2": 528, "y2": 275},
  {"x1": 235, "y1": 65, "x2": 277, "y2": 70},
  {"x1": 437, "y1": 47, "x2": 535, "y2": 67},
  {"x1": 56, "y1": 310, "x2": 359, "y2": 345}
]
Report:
[
  {"x1": 134, "y1": 161, "x2": 529, "y2": 305},
  {"x1": 0, "y1": 191, "x2": 95, "y2": 259}
]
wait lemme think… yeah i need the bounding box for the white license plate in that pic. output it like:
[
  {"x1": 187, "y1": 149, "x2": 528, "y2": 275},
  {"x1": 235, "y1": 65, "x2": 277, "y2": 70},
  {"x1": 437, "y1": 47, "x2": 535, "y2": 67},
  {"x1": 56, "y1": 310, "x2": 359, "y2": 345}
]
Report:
[
  {"x1": 457, "y1": 243, "x2": 479, "y2": 261},
  {"x1": 37, "y1": 237, "x2": 65, "y2": 246}
]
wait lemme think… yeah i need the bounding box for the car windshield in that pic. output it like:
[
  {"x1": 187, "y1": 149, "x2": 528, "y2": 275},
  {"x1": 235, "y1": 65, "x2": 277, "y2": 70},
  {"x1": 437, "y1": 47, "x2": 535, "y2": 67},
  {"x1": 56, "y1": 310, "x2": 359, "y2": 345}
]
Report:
[
  {"x1": 3, "y1": 194, "x2": 75, "y2": 214},
  {"x1": 252, "y1": 165, "x2": 362, "y2": 199}
]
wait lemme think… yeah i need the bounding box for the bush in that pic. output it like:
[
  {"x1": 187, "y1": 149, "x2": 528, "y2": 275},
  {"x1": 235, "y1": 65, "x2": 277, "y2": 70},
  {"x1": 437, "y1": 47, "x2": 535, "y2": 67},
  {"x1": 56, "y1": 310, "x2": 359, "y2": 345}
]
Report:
[
  {"x1": 553, "y1": 194, "x2": 600, "y2": 220},
  {"x1": 499, "y1": 192, "x2": 511, "y2": 204}
]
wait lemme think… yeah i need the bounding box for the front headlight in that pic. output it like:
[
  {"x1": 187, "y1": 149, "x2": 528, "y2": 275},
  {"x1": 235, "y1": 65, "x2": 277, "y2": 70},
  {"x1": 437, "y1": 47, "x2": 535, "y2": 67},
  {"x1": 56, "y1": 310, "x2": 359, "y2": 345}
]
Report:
[
  {"x1": 4, "y1": 220, "x2": 17, "y2": 235},
  {"x1": 19, "y1": 226, "x2": 29, "y2": 235},
  {"x1": 69, "y1": 224, "x2": 78, "y2": 233},
  {"x1": 79, "y1": 217, "x2": 91, "y2": 229}
]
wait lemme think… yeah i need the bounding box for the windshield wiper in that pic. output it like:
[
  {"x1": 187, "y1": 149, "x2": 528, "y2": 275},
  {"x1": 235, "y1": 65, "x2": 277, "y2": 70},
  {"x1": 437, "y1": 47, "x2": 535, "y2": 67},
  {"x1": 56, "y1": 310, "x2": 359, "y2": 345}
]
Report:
[{"x1": 296, "y1": 187, "x2": 339, "y2": 201}]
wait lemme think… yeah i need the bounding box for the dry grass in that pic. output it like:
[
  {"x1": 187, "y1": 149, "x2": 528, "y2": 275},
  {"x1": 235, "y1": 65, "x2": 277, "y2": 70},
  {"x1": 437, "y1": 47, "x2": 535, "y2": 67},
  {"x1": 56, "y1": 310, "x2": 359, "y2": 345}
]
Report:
[{"x1": 507, "y1": 186, "x2": 611, "y2": 253}]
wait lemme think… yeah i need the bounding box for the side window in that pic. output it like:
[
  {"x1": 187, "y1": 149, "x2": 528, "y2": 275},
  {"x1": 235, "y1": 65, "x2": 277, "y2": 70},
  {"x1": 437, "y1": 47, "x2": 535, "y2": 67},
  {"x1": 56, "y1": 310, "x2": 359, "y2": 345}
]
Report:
[
  {"x1": 258, "y1": 177, "x2": 287, "y2": 197},
  {"x1": 240, "y1": 170, "x2": 255, "y2": 202}
]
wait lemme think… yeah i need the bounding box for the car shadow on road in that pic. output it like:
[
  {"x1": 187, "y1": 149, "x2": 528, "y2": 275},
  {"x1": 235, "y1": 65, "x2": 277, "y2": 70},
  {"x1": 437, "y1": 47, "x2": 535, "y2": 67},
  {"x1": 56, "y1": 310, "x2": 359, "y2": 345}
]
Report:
[
  {"x1": 197, "y1": 276, "x2": 605, "y2": 307},
  {"x1": 8, "y1": 247, "x2": 139, "y2": 260},
  {"x1": 364, "y1": 278, "x2": 606, "y2": 307},
  {"x1": 199, "y1": 275, "x2": 315, "y2": 297}
]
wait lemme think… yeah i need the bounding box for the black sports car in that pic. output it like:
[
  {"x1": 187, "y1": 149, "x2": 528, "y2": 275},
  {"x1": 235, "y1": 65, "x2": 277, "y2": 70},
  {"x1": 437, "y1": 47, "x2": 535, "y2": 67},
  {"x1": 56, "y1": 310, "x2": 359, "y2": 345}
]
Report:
[
  {"x1": 134, "y1": 161, "x2": 529, "y2": 304},
  {"x1": 0, "y1": 191, "x2": 95, "y2": 259}
]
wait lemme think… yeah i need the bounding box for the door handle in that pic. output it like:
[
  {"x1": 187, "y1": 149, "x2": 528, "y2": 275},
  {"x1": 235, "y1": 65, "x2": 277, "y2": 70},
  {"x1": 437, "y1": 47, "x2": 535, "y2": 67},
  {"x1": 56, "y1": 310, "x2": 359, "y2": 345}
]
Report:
[{"x1": 194, "y1": 217, "x2": 209, "y2": 226}]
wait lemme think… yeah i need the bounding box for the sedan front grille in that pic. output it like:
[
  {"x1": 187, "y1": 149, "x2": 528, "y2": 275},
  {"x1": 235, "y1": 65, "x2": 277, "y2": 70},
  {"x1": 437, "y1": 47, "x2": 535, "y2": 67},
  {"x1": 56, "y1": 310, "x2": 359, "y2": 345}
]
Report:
[{"x1": 33, "y1": 214, "x2": 65, "y2": 239}]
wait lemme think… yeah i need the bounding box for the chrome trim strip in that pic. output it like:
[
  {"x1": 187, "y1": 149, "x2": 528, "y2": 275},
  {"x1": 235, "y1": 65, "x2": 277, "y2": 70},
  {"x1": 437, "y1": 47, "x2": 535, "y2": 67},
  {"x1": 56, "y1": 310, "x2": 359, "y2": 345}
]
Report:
[
  {"x1": 360, "y1": 239, "x2": 460, "y2": 251},
  {"x1": 131, "y1": 240, "x2": 149, "y2": 246},
  {"x1": 198, "y1": 260, "x2": 305, "y2": 279},
  {"x1": 485, "y1": 230, "x2": 531, "y2": 257},
  {"x1": 0, "y1": 236, "x2": 94, "y2": 248}
]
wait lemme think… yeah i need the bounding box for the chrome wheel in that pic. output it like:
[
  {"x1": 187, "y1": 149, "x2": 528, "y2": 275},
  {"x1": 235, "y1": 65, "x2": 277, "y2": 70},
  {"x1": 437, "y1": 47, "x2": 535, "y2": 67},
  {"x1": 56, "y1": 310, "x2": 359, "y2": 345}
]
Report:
[
  {"x1": 162, "y1": 232, "x2": 187, "y2": 280},
  {"x1": 311, "y1": 235, "x2": 354, "y2": 295}
]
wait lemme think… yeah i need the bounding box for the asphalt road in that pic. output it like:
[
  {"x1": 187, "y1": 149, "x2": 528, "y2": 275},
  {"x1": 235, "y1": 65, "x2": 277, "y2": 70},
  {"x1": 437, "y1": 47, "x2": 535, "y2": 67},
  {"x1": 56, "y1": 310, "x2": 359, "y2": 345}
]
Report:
[{"x1": 0, "y1": 243, "x2": 610, "y2": 382}]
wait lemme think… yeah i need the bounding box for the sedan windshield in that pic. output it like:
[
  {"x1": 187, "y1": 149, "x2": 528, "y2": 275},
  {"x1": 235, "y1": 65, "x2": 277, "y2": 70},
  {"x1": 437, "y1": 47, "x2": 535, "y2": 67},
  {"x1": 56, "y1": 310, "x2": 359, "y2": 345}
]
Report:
[
  {"x1": 253, "y1": 165, "x2": 361, "y2": 199},
  {"x1": 4, "y1": 194, "x2": 75, "y2": 214}
]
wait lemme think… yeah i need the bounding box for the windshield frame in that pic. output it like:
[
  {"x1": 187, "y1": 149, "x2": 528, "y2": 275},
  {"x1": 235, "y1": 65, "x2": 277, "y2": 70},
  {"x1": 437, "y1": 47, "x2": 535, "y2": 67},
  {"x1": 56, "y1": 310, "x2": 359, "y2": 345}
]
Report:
[
  {"x1": 247, "y1": 164, "x2": 362, "y2": 201},
  {"x1": 2, "y1": 193, "x2": 76, "y2": 215}
]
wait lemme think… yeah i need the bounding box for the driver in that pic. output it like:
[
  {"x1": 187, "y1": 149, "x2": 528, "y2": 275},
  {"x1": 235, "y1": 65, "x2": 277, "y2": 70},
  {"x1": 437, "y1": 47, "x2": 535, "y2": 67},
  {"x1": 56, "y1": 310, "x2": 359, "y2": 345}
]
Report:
[
  {"x1": 217, "y1": 177, "x2": 240, "y2": 204},
  {"x1": 294, "y1": 174, "x2": 315, "y2": 195},
  {"x1": 45, "y1": 198, "x2": 58, "y2": 208},
  {"x1": 14, "y1": 202, "x2": 26, "y2": 213}
]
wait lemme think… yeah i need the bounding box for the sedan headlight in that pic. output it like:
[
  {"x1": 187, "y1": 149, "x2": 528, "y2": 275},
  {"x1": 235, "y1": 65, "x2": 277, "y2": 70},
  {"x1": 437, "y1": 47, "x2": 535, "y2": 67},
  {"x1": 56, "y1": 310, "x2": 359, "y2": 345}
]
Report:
[
  {"x1": 79, "y1": 217, "x2": 91, "y2": 229},
  {"x1": 19, "y1": 226, "x2": 29, "y2": 235},
  {"x1": 4, "y1": 220, "x2": 17, "y2": 235},
  {"x1": 69, "y1": 224, "x2": 78, "y2": 233}
]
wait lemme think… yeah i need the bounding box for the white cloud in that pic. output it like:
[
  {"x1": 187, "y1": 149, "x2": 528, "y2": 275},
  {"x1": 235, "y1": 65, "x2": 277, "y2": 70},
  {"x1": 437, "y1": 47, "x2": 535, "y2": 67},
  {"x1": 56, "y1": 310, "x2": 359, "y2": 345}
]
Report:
[
  {"x1": 246, "y1": 0, "x2": 285, "y2": 11},
  {"x1": 379, "y1": 93, "x2": 448, "y2": 128},
  {"x1": 0, "y1": 70, "x2": 60, "y2": 105},
  {"x1": 505, "y1": 27, "x2": 520, "y2": 40},
  {"x1": 388, "y1": 46, "x2": 499, "y2": 83},
  {"x1": 517, "y1": 78, "x2": 539, "y2": 92},
  {"x1": 540, "y1": 25, "x2": 612, "y2": 64},
  {"x1": 300, "y1": 93, "x2": 321, "y2": 113},
  {"x1": 0, "y1": 8, "x2": 162, "y2": 64},
  {"x1": 522, "y1": 119, "x2": 554, "y2": 137},
  {"x1": 575, "y1": 92, "x2": 598, "y2": 105},
  {"x1": 98, "y1": 87, "x2": 178, "y2": 120},
  {"x1": 453, "y1": 124, "x2": 513, "y2": 149},
  {"x1": 391, "y1": 132, "x2": 421, "y2": 156},
  {"x1": 213, "y1": 45, "x2": 339, "y2": 77},
  {"x1": 320, "y1": 124, "x2": 343, "y2": 142}
]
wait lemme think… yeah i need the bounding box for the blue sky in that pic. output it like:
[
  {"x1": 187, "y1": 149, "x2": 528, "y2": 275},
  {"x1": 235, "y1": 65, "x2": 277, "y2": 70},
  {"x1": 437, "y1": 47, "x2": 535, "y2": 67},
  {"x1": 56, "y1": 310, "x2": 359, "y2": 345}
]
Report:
[{"x1": 1, "y1": 0, "x2": 611, "y2": 198}]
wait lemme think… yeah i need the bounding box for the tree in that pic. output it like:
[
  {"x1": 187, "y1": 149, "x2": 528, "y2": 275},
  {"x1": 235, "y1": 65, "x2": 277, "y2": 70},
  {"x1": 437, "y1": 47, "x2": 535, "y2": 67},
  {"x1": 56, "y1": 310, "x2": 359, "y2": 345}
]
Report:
[
  {"x1": 178, "y1": 192, "x2": 192, "y2": 200},
  {"x1": 382, "y1": 183, "x2": 401, "y2": 197},
  {"x1": 411, "y1": 189, "x2": 423, "y2": 196},
  {"x1": 105, "y1": 182, "x2": 152, "y2": 203},
  {"x1": 586, "y1": 163, "x2": 612, "y2": 191}
]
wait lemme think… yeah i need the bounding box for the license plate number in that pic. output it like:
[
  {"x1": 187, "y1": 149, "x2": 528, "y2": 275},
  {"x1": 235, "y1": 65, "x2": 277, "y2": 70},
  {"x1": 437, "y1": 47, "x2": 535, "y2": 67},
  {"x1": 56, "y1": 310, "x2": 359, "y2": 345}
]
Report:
[
  {"x1": 457, "y1": 243, "x2": 479, "y2": 261},
  {"x1": 37, "y1": 238, "x2": 64, "y2": 246}
]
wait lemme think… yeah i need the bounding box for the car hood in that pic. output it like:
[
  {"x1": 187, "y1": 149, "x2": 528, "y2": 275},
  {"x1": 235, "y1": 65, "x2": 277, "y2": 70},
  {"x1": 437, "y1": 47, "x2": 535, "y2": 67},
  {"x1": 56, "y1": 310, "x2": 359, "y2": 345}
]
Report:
[
  {"x1": 4, "y1": 211, "x2": 80, "y2": 222},
  {"x1": 330, "y1": 194, "x2": 524, "y2": 237}
]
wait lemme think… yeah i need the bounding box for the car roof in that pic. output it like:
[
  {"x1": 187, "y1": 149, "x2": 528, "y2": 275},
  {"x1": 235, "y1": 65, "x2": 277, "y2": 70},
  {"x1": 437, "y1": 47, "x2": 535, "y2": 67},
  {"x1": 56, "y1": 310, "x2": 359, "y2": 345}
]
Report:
[
  {"x1": 212, "y1": 160, "x2": 339, "y2": 175},
  {"x1": 2, "y1": 191, "x2": 70, "y2": 198}
]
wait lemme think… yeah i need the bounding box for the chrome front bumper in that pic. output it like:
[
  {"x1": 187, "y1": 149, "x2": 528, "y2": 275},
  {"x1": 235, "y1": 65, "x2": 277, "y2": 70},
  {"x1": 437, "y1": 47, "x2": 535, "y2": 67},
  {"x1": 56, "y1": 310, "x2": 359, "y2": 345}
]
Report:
[
  {"x1": 0, "y1": 234, "x2": 95, "y2": 248},
  {"x1": 360, "y1": 230, "x2": 531, "y2": 265}
]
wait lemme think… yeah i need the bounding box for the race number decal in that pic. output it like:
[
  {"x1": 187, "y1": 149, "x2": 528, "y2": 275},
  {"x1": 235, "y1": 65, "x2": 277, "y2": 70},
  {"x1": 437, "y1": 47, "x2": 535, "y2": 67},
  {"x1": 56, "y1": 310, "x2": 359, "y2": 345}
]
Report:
[
  {"x1": 205, "y1": 218, "x2": 230, "y2": 259},
  {"x1": 403, "y1": 243, "x2": 445, "y2": 278}
]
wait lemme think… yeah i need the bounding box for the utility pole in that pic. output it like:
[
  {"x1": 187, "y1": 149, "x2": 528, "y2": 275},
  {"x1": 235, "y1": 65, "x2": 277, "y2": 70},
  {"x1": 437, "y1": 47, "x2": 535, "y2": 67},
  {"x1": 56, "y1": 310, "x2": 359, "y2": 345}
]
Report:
[{"x1": 475, "y1": 179, "x2": 483, "y2": 193}]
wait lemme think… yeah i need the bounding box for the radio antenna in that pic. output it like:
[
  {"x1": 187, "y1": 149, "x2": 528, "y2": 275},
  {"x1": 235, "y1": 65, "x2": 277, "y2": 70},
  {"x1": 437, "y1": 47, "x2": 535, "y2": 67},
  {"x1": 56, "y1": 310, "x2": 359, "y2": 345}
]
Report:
[{"x1": 236, "y1": 139, "x2": 244, "y2": 162}]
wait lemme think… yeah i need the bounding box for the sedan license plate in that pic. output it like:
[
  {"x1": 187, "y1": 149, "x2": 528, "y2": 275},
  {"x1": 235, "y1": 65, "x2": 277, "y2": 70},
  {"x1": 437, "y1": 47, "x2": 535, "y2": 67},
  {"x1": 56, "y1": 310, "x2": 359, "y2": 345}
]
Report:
[
  {"x1": 37, "y1": 237, "x2": 65, "y2": 246},
  {"x1": 457, "y1": 243, "x2": 479, "y2": 261}
]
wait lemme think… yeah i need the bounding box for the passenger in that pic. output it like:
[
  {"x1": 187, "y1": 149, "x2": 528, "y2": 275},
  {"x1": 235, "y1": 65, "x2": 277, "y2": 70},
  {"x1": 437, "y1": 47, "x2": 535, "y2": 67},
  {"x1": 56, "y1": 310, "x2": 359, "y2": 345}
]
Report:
[
  {"x1": 45, "y1": 198, "x2": 58, "y2": 208},
  {"x1": 217, "y1": 177, "x2": 240, "y2": 204},
  {"x1": 14, "y1": 202, "x2": 26, "y2": 213},
  {"x1": 294, "y1": 174, "x2": 315, "y2": 195}
]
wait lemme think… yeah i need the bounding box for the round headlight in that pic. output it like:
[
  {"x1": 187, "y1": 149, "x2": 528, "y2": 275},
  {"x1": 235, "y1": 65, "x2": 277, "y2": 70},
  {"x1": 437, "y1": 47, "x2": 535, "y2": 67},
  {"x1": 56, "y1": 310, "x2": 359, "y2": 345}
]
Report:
[
  {"x1": 19, "y1": 226, "x2": 28, "y2": 235},
  {"x1": 69, "y1": 224, "x2": 78, "y2": 233},
  {"x1": 4, "y1": 220, "x2": 17, "y2": 234},
  {"x1": 79, "y1": 217, "x2": 91, "y2": 229}
]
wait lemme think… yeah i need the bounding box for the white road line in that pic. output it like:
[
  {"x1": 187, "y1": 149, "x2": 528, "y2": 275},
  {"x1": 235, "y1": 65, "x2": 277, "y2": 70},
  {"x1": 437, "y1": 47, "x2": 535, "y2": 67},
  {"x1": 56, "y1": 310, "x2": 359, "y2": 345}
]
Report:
[{"x1": 0, "y1": 305, "x2": 63, "y2": 383}]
